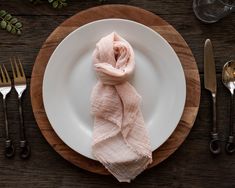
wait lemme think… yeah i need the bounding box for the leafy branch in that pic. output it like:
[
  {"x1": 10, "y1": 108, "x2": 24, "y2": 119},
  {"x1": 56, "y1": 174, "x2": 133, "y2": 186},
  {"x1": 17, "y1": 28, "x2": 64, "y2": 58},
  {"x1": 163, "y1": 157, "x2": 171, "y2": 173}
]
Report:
[
  {"x1": 0, "y1": 10, "x2": 23, "y2": 35},
  {"x1": 29, "y1": 0, "x2": 68, "y2": 9}
]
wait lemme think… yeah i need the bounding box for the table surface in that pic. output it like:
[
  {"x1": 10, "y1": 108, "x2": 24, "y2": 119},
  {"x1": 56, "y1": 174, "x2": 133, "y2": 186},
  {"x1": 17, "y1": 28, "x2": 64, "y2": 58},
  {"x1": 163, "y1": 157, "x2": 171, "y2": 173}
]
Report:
[{"x1": 0, "y1": 0, "x2": 234, "y2": 187}]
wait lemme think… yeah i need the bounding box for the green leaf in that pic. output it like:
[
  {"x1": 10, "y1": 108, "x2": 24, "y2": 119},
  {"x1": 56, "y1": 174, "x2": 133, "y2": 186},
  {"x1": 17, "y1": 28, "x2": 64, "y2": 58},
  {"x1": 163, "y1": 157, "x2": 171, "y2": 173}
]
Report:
[
  {"x1": 11, "y1": 28, "x2": 16, "y2": 34},
  {"x1": 1, "y1": 20, "x2": 7, "y2": 29},
  {"x1": 0, "y1": 10, "x2": 22, "y2": 36},
  {"x1": 15, "y1": 22, "x2": 23, "y2": 28},
  {"x1": 10, "y1": 18, "x2": 18, "y2": 24},
  {"x1": 0, "y1": 10, "x2": 7, "y2": 17},
  {"x1": 6, "y1": 24, "x2": 12, "y2": 32},
  {"x1": 52, "y1": 1, "x2": 59, "y2": 8},
  {"x1": 17, "y1": 30, "x2": 22, "y2": 35},
  {"x1": 31, "y1": 0, "x2": 67, "y2": 8},
  {"x1": 4, "y1": 14, "x2": 12, "y2": 21}
]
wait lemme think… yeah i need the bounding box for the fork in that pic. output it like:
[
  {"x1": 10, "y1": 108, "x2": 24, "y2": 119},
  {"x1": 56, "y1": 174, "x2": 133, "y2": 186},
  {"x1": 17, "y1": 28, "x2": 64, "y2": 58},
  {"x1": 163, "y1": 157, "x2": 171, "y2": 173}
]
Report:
[
  {"x1": 0, "y1": 64, "x2": 15, "y2": 158},
  {"x1": 11, "y1": 57, "x2": 30, "y2": 159}
]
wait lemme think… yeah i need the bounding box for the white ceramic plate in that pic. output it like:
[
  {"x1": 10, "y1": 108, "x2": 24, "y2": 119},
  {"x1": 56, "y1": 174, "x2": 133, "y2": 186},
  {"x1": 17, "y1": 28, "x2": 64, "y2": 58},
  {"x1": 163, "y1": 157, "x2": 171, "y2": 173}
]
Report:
[{"x1": 43, "y1": 19, "x2": 186, "y2": 160}]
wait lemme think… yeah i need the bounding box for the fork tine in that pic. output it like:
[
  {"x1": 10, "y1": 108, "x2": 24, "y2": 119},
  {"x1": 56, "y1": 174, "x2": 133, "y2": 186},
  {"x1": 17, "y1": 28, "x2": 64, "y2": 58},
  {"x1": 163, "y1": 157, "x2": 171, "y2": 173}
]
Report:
[
  {"x1": 0, "y1": 65, "x2": 6, "y2": 83},
  {"x1": 13, "y1": 57, "x2": 21, "y2": 77},
  {"x1": 10, "y1": 58, "x2": 16, "y2": 78},
  {"x1": 3, "y1": 64, "x2": 10, "y2": 82},
  {"x1": 17, "y1": 57, "x2": 25, "y2": 78}
]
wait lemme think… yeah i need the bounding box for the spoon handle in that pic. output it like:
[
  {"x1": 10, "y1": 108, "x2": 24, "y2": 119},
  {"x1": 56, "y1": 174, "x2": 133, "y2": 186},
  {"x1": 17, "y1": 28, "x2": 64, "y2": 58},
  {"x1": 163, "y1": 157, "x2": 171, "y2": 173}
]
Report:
[
  {"x1": 225, "y1": 92, "x2": 235, "y2": 154},
  {"x1": 229, "y1": 92, "x2": 234, "y2": 136}
]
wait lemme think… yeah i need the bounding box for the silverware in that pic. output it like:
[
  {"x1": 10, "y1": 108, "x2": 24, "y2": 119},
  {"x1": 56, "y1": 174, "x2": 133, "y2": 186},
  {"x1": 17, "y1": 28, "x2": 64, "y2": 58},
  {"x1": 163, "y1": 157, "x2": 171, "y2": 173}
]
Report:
[
  {"x1": 11, "y1": 57, "x2": 30, "y2": 159},
  {"x1": 0, "y1": 64, "x2": 15, "y2": 158},
  {"x1": 222, "y1": 60, "x2": 235, "y2": 154},
  {"x1": 204, "y1": 39, "x2": 221, "y2": 154}
]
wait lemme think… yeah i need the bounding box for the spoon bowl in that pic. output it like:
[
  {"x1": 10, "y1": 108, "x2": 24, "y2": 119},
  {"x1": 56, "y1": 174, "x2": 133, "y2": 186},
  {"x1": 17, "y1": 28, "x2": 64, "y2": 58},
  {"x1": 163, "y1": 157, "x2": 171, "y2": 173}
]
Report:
[{"x1": 222, "y1": 60, "x2": 235, "y2": 94}]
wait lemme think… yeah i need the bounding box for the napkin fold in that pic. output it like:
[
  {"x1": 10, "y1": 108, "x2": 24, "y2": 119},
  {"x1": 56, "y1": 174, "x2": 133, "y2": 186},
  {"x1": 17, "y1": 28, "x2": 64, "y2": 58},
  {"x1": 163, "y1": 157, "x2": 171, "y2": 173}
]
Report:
[{"x1": 91, "y1": 32, "x2": 152, "y2": 182}]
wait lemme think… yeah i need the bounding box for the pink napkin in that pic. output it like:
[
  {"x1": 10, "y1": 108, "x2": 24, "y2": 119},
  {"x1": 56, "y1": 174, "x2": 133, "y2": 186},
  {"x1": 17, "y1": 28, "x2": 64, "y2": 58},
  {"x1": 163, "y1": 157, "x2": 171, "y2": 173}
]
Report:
[{"x1": 91, "y1": 32, "x2": 152, "y2": 182}]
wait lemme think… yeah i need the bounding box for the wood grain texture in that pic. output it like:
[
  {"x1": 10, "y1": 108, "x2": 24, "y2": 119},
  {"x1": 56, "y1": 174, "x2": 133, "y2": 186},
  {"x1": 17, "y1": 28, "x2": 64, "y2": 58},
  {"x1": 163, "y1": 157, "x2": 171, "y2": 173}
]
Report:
[{"x1": 30, "y1": 5, "x2": 200, "y2": 175}]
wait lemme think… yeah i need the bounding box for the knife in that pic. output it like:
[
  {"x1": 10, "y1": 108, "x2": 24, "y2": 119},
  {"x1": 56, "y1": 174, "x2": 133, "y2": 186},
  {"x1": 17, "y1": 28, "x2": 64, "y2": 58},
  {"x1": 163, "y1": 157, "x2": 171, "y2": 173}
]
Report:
[{"x1": 204, "y1": 39, "x2": 221, "y2": 154}]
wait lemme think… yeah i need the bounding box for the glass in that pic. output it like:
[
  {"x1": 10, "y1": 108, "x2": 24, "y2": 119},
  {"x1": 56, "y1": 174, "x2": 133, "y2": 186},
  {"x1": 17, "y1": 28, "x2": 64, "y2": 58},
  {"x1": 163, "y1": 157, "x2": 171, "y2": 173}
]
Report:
[{"x1": 193, "y1": 0, "x2": 235, "y2": 23}]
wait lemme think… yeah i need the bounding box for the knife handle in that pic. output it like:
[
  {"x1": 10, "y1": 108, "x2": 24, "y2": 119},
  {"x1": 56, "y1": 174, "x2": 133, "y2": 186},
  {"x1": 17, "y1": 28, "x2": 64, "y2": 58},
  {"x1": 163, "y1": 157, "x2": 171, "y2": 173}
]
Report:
[
  {"x1": 210, "y1": 93, "x2": 221, "y2": 155},
  {"x1": 212, "y1": 93, "x2": 217, "y2": 133},
  {"x1": 210, "y1": 133, "x2": 221, "y2": 155}
]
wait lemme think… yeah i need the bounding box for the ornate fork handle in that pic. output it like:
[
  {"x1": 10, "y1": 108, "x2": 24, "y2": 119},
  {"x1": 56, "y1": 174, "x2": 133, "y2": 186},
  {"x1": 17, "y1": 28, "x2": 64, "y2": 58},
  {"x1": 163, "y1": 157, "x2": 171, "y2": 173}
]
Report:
[
  {"x1": 3, "y1": 98, "x2": 15, "y2": 158},
  {"x1": 18, "y1": 96, "x2": 30, "y2": 159}
]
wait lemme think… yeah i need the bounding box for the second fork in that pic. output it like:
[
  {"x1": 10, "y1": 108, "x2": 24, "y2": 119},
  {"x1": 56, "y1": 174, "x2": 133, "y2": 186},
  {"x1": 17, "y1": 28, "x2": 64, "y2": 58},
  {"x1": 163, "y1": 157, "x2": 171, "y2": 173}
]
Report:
[{"x1": 11, "y1": 57, "x2": 30, "y2": 159}]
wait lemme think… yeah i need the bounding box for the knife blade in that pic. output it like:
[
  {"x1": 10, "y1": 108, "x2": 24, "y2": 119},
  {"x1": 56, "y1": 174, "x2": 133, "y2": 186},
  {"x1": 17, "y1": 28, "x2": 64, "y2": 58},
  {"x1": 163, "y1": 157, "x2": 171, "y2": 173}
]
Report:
[{"x1": 204, "y1": 39, "x2": 217, "y2": 93}]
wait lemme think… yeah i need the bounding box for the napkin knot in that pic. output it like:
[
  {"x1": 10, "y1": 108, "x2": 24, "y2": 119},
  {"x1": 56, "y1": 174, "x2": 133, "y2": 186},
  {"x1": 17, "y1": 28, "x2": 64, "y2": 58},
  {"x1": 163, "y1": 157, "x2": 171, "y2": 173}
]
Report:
[{"x1": 93, "y1": 32, "x2": 135, "y2": 85}]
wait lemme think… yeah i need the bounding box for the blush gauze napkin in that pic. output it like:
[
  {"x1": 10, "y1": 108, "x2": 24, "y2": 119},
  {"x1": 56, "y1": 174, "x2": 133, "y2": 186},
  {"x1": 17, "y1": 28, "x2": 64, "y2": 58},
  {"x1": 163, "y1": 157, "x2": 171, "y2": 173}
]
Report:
[{"x1": 91, "y1": 32, "x2": 152, "y2": 182}]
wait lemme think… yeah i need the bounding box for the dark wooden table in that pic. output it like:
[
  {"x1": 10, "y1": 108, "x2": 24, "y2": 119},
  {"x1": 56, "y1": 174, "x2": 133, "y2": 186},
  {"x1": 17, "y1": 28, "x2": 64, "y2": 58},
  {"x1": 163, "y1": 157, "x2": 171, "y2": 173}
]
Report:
[{"x1": 0, "y1": 0, "x2": 235, "y2": 187}]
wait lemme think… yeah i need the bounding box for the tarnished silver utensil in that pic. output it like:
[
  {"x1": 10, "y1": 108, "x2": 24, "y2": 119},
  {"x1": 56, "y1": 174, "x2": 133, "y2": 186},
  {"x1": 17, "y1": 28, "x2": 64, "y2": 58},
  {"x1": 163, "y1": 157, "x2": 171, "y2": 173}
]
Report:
[
  {"x1": 0, "y1": 64, "x2": 15, "y2": 158},
  {"x1": 11, "y1": 57, "x2": 30, "y2": 159},
  {"x1": 222, "y1": 60, "x2": 235, "y2": 154},
  {"x1": 204, "y1": 39, "x2": 221, "y2": 154}
]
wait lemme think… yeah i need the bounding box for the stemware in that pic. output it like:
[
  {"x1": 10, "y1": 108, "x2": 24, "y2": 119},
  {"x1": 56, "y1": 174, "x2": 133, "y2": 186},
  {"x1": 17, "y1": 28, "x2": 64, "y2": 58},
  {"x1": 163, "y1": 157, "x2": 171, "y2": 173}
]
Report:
[{"x1": 193, "y1": 0, "x2": 235, "y2": 23}]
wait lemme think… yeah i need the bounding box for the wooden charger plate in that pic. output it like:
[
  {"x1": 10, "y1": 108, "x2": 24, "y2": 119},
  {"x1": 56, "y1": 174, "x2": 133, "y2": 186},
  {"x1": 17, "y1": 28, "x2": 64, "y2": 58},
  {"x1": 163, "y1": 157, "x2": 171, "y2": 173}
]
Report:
[{"x1": 30, "y1": 5, "x2": 200, "y2": 175}]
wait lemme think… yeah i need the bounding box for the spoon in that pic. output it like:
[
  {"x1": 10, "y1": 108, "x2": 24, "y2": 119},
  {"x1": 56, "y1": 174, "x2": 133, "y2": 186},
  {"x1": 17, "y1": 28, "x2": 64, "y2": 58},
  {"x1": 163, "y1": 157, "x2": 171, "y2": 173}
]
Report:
[{"x1": 222, "y1": 60, "x2": 235, "y2": 154}]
